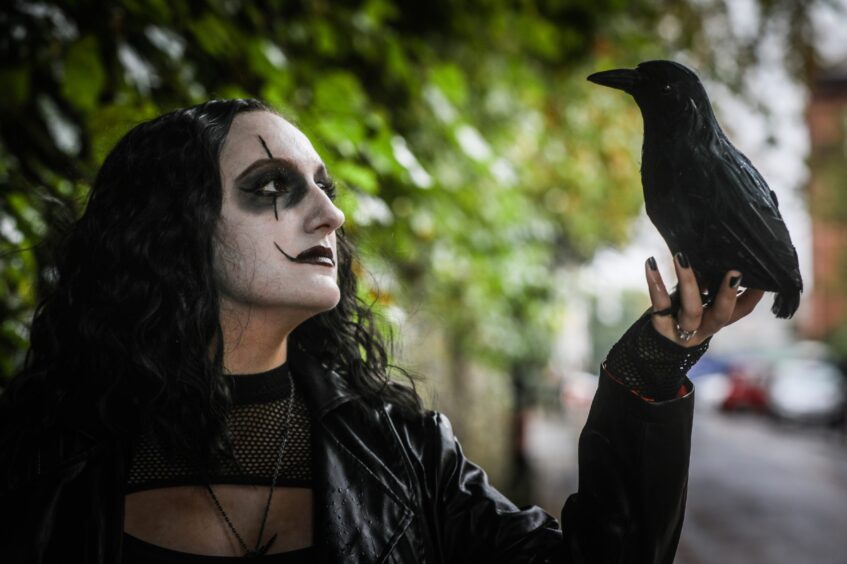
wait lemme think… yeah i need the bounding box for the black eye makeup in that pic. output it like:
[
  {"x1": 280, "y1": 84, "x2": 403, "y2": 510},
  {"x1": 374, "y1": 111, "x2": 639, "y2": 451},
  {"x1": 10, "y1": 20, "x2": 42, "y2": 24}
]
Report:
[
  {"x1": 241, "y1": 167, "x2": 294, "y2": 197},
  {"x1": 236, "y1": 164, "x2": 339, "y2": 220},
  {"x1": 316, "y1": 177, "x2": 337, "y2": 201},
  {"x1": 235, "y1": 136, "x2": 338, "y2": 220},
  {"x1": 238, "y1": 166, "x2": 301, "y2": 220}
]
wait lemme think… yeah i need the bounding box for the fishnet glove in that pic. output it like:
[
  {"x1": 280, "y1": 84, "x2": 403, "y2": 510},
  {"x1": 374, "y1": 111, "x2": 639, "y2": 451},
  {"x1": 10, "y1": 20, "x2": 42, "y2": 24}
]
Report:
[{"x1": 603, "y1": 312, "x2": 711, "y2": 401}]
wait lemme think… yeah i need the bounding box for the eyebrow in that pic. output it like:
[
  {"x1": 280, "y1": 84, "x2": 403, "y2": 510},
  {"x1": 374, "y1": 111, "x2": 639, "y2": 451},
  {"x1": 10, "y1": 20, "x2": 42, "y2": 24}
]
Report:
[{"x1": 234, "y1": 157, "x2": 331, "y2": 184}]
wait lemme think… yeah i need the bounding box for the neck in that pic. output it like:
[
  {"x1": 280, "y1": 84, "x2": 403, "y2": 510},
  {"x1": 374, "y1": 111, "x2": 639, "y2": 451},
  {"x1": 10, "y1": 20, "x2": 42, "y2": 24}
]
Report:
[{"x1": 218, "y1": 301, "x2": 301, "y2": 375}]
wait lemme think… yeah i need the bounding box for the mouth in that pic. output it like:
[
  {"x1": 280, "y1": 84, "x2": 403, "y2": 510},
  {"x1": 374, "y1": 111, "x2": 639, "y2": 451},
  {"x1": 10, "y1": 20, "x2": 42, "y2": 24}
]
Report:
[
  {"x1": 586, "y1": 68, "x2": 640, "y2": 93},
  {"x1": 274, "y1": 242, "x2": 335, "y2": 267}
]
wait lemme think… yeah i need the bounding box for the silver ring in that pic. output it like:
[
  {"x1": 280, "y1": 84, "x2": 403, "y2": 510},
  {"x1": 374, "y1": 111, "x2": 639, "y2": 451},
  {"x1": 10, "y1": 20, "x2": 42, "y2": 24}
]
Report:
[{"x1": 675, "y1": 322, "x2": 697, "y2": 342}]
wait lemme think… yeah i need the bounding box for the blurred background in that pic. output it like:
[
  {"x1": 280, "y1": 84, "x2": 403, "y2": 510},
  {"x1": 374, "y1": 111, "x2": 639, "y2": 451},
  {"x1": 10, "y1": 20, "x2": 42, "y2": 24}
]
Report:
[{"x1": 1, "y1": 1, "x2": 846, "y2": 562}]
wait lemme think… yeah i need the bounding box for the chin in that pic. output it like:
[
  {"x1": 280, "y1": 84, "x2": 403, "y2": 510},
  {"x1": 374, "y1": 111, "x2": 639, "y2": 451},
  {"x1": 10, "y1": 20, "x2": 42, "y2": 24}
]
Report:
[
  {"x1": 318, "y1": 294, "x2": 342, "y2": 312},
  {"x1": 300, "y1": 289, "x2": 342, "y2": 313}
]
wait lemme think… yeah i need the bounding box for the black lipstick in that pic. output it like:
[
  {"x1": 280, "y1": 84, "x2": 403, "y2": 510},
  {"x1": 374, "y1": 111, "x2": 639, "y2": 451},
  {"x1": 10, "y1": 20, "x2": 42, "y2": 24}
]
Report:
[{"x1": 274, "y1": 242, "x2": 335, "y2": 266}]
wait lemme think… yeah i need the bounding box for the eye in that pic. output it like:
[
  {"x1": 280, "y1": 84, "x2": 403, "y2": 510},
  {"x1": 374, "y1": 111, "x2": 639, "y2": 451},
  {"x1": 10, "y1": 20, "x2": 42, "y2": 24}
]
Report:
[
  {"x1": 661, "y1": 83, "x2": 672, "y2": 94},
  {"x1": 244, "y1": 170, "x2": 291, "y2": 198},
  {"x1": 317, "y1": 179, "x2": 337, "y2": 201},
  {"x1": 257, "y1": 177, "x2": 289, "y2": 196}
]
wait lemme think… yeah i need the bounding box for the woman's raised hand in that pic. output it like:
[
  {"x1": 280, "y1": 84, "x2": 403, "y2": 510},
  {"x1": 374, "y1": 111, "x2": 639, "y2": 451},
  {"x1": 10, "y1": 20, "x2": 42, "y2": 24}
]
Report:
[{"x1": 645, "y1": 252, "x2": 765, "y2": 348}]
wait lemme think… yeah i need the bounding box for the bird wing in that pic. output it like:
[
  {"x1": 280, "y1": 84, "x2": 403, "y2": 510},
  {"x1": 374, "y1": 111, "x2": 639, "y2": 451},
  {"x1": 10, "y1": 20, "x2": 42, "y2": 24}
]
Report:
[{"x1": 706, "y1": 141, "x2": 801, "y2": 288}]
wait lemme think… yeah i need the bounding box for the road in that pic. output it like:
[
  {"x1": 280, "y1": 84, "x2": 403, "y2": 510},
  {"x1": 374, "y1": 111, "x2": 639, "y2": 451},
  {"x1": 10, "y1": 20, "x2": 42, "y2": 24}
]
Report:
[{"x1": 525, "y1": 404, "x2": 847, "y2": 563}]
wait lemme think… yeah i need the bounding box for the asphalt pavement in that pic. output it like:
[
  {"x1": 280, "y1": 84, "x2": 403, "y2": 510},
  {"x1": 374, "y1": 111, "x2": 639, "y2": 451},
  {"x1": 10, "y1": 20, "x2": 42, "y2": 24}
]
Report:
[{"x1": 524, "y1": 404, "x2": 847, "y2": 564}]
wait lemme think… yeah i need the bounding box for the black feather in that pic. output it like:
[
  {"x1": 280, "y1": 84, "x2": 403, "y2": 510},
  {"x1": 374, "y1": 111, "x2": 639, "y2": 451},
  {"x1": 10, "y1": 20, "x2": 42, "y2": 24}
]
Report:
[{"x1": 587, "y1": 60, "x2": 803, "y2": 318}]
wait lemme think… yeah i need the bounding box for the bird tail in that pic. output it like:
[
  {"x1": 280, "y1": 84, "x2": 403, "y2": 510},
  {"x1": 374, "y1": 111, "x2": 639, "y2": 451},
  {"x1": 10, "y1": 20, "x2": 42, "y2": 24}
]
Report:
[{"x1": 772, "y1": 288, "x2": 801, "y2": 319}]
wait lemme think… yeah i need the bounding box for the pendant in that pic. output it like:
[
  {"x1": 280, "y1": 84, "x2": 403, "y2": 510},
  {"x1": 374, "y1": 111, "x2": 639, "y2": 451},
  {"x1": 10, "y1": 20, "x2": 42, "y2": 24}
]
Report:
[{"x1": 244, "y1": 533, "x2": 277, "y2": 558}]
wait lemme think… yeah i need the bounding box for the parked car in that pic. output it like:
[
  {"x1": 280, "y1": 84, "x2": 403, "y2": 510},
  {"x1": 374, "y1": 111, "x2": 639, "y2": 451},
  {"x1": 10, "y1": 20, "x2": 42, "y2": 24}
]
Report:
[
  {"x1": 720, "y1": 362, "x2": 771, "y2": 413},
  {"x1": 766, "y1": 358, "x2": 846, "y2": 424},
  {"x1": 687, "y1": 356, "x2": 732, "y2": 410}
]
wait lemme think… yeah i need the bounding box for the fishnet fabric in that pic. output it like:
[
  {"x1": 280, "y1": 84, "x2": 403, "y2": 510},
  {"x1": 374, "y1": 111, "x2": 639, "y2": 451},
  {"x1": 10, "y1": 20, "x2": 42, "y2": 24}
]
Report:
[
  {"x1": 125, "y1": 369, "x2": 311, "y2": 493},
  {"x1": 604, "y1": 312, "x2": 711, "y2": 401}
]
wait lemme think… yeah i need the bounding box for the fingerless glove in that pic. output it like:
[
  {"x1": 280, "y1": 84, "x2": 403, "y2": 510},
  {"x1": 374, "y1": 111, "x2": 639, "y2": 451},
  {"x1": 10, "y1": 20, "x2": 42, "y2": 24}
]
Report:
[{"x1": 603, "y1": 312, "x2": 711, "y2": 401}]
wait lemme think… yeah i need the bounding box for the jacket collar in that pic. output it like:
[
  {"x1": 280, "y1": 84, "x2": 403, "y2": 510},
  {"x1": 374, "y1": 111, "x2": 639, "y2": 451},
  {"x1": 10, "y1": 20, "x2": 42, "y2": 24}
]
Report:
[
  {"x1": 288, "y1": 343, "x2": 358, "y2": 418},
  {"x1": 288, "y1": 343, "x2": 417, "y2": 562}
]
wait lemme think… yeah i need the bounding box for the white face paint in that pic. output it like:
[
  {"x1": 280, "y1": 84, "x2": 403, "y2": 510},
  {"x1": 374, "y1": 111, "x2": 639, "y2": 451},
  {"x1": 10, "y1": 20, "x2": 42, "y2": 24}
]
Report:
[{"x1": 213, "y1": 111, "x2": 345, "y2": 327}]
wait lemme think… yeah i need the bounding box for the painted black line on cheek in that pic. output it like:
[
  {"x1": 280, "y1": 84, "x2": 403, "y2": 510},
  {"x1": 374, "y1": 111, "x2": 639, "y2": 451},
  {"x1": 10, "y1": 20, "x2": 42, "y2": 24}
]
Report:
[
  {"x1": 257, "y1": 135, "x2": 274, "y2": 159},
  {"x1": 274, "y1": 241, "x2": 298, "y2": 262}
]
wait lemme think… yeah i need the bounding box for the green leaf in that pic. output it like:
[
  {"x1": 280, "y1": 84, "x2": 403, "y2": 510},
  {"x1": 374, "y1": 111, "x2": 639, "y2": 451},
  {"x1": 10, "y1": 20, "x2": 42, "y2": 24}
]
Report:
[
  {"x1": 62, "y1": 36, "x2": 105, "y2": 111},
  {"x1": 0, "y1": 67, "x2": 30, "y2": 110},
  {"x1": 334, "y1": 161, "x2": 379, "y2": 194},
  {"x1": 312, "y1": 72, "x2": 367, "y2": 114},
  {"x1": 428, "y1": 63, "x2": 467, "y2": 107},
  {"x1": 188, "y1": 13, "x2": 236, "y2": 57},
  {"x1": 89, "y1": 101, "x2": 160, "y2": 166}
]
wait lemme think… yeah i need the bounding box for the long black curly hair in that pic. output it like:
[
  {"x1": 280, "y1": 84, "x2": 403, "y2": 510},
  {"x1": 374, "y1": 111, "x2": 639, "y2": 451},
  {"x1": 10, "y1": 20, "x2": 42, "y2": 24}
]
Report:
[{"x1": 1, "y1": 99, "x2": 422, "y2": 475}]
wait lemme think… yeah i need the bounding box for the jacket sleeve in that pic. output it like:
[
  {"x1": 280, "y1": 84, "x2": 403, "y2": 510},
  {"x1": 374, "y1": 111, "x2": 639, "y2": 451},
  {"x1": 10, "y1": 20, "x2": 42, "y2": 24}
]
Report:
[
  {"x1": 0, "y1": 456, "x2": 89, "y2": 563},
  {"x1": 0, "y1": 421, "x2": 121, "y2": 564},
  {"x1": 425, "y1": 369, "x2": 694, "y2": 563},
  {"x1": 559, "y1": 372, "x2": 694, "y2": 564}
]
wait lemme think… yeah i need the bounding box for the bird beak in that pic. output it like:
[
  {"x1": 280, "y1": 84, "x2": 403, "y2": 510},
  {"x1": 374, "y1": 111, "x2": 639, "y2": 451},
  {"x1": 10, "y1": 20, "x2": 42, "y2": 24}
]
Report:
[{"x1": 586, "y1": 68, "x2": 639, "y2": 93}]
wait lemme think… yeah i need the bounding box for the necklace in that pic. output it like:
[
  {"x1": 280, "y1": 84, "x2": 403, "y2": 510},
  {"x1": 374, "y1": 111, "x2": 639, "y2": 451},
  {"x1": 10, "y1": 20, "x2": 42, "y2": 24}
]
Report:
[{"x1": 205, "y1": 367, "x2": 295, "y2": 558}]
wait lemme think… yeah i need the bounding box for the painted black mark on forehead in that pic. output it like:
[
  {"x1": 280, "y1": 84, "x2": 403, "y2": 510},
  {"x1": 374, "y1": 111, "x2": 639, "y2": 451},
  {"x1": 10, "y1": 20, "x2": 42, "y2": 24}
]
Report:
[
  {"x1": 253, "y1": 135, "x2": 285, "y2": 220},
  {"x1": 258, "y1": 135, "x2": 274, "y2": 159}
]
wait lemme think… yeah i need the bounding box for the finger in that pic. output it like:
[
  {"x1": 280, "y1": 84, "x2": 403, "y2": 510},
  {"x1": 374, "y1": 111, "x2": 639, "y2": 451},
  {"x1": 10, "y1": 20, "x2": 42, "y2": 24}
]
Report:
[
  {"x1": 727, "y1": 287, "x2": 765, "y2": 325},
  {"x1": 674, "y1": 251, "x2": 703, "y2": 331},
  {"x1": 645, "y1": 256, "x2": 671, "y2": 310},
  {"x1": 645, "y1": 256, "x2": 674, "y2": 333},
  {"x1": 699, "y1": 271, "x2": 742, "y2": 336}
]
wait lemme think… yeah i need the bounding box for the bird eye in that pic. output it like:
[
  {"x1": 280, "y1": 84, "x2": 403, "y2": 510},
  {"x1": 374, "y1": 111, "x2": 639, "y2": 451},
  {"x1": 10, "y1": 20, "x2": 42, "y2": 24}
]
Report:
[{"x1": 661, "y1": 84, "x2": 672, "y2": 94}]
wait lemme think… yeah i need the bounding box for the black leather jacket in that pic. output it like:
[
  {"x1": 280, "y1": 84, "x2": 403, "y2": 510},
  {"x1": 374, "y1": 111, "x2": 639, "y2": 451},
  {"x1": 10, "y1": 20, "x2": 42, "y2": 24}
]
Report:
[{"x1": 0, "y1": 345, "x2": 694, "y2": 563}]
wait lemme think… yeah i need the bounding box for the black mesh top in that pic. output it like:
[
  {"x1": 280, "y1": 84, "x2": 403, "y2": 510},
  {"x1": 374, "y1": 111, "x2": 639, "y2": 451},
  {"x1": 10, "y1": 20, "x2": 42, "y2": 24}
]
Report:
[
  {"x1": 122, "y1": 361, "x2": 315, "y2": 562},
  {"x1": 125, "y1": 361, "x2": 312, "y2": 493}
]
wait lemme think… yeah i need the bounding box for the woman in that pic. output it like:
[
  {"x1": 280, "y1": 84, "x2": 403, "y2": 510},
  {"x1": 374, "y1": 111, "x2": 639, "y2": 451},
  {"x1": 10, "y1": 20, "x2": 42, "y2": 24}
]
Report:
[{"x1": 0, "y1": 99, "x2": 763, "y2": 562}]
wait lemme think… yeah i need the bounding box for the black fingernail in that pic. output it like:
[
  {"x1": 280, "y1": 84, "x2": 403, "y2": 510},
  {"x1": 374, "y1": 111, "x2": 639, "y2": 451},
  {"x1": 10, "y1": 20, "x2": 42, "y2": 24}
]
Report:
[
  {"x1": 647, "y1": 256, "x2": 658, "y2": 271},
  {"x1": 675, "y1": 251, "x2": 689, "y2": 268},
  {"x1": 730, "y1": 274, "x2": 743, "y2": 289}
]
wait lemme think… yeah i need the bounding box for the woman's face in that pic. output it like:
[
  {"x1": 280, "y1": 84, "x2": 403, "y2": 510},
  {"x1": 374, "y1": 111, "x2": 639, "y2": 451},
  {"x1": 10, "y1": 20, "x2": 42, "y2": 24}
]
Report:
[{"x1": 213, "y1": 111, "x2": 345, "y2": 321}]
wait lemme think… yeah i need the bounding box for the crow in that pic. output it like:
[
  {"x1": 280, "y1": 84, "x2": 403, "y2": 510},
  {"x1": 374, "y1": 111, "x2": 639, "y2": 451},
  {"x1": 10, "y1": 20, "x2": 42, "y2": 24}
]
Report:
[{"x1": 587, "y1": 60, "x2": 803, "y2": 319}]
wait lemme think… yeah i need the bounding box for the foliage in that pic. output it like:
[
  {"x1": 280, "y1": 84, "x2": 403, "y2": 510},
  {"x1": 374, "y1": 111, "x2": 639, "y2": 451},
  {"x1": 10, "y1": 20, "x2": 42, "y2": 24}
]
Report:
[{"x1": 0, "y1": 0, "x2": 830, "y2": 383}]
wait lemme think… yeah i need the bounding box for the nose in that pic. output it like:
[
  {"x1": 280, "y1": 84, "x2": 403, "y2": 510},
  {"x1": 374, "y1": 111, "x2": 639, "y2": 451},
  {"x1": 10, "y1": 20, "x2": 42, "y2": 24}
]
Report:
[{"x1": 305, "y1": 183, "x2": 345, "y2": 234}]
